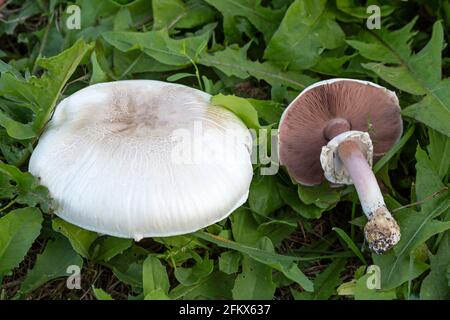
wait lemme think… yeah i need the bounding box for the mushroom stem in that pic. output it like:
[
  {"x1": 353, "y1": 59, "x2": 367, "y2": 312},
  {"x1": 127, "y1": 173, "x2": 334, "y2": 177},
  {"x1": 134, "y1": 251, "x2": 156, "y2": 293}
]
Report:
[
  {"x1": 324, "y1": 118, "x2": 351, "y2": 141},
  {"x1": 337, "y1": 139, "x2": 400, "y2": 254},
  {"x1": 337, "y1": 139, "x2": 383, "y2": 215}
]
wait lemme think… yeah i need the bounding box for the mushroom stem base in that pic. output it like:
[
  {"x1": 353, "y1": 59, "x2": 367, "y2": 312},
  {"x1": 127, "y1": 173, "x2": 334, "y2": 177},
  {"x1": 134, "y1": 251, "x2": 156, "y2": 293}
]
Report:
[
  {"x1": 336, "y1": 136, "x2": 401, "y2": 254},
  {"x1": 364, "y1": 207, "x2": 401, "y2": 254}
]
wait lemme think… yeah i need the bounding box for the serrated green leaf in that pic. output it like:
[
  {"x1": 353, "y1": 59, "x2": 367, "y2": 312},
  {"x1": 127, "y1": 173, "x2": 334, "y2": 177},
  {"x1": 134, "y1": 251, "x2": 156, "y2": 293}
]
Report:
[
  {"x1": 113, "y1": 50, "x2": 183, "y2": 77},
  {"x1": 111, "y1": 261, "x2": 143, "y2": 288},
  {"x1": 92, "y1": 287, "x2": 114, "y2": 300},
  {"x1": 337, "y1": 267, "x2": 397, "y2": 300},
  {"x1": 93, "y1": 237, "x2": 133, "y2": 262},
  {"x1": 204, "y1": 0, "x2": 284, "y2": 43},
  {"x1": 232, "y1": 255, "x2": 276, "y2": 299},
  {"x1": 166, "y1": 72, "x2": 196, "y2": 82},
  {"x1": 113, "y1": 7, "x2": 132, "y2": 31},
  {"x1": 0, "y1": 207, "x2": 42, "y2": 276},
  {"x1": 297, "y1": 182, "x2": 341, "y2": 209},
  {"x1": 0, "y1": 162, "x2": 51, "y2": 212},
  {"x1": 0, "y1": 109, "x2": 36, "y2": 139},
  {"x1": 257, "y1": 219, "x2": 297, "y2": 246},
  {"x1": 336, "y1": 0, "x2": 394, "y2": 19},
  {"x1": 169, "y1": 271, "x2": 234, "y2": 300},
  {"x1": 310, "y1": 53, "x2": 357, "y2": 77},
  {"x1": 346, "y1": 18, "x2": 418, "y2": 65},
  {"x1": 200, "y1": 46, "x2": 316, "y2": 90},
  {"x1": 248, "y1": 173, "x2": 284, "y2": 216},
  {"x1": 154, "y1": 235, "x2": 208, "y2": 250},
  {"x1": 373, "y1": 197, "x2": 450, "y2": 290},
  {"x1": 0, "y1": 39, "x2": 93, "y2": 135},
  {"x1": 415, "y1": 147, "x2": 446, "y2": 213},
  {"x1": 278, "y1": 183, "x2": 324, "y2": 219},
  {"x1": 0, "y1": 1, "x2": 41, "y2": 35},
  {"x1": 195, "y1": 232, "x2": 314, "y2": 291},
  {"x1": 402, "y1": 79, "x2": 450, "y2": 137},
  {"x1": 349, "y1": 20, "x2": 449, "y2": 136},
  {"x1": 153, "y1": 0, "x2": 215, "y2": 30},
  {"x1": 358, "y1": 19, "x2": 443, "y2": 95},
  {"x1": 52, "y1": 218, "x2": 98, "y2": 259},
  {"x1": 143, "y1": 255, "x2": 170, "y2": 296},
  {"x1": 19, "y1": 236, "x2": 83, "y2": 295},
  {"x1": 420, "y1": 232, "x2": 450, "y2": 299},
  {"x1": 265, "y1": 0, "x2": 345, "y2": 70},
  {"x1": 219, "y1": 251, "x2": 241, "y2": 274},
  {"x1": 353, "y1": 272, "x2": 397, "y2": 300},
  {"x1": 231, "y1": 208, "x2": 264, "y2": 246},
  {"x1": 174, "y1": 254, "x2": 214, "y2": 286},
  {"x1": 373, "y1": 125, "x2": 415, "y2": 173},
  {"x1": 90, "y1": 51, "x2": 108, "y2": 84},
  {"x1": 292, "y1": 258, "x2": 346, "y2": 300},
  {"x1": 427, "y1": 129, "x2": 450, "y2": 179},
  {"x1": 333, "y1": 227, "x2": 367, "y2": 265},
  {"x1": 144, "y1": 289, "x2": 170, "y2": 300},
  {"x1": 103, "y1": 27, "x2": 212, "y2": 67},
  {"x1": 247, "y1": 98, "x2": 283, "y2": 125}
]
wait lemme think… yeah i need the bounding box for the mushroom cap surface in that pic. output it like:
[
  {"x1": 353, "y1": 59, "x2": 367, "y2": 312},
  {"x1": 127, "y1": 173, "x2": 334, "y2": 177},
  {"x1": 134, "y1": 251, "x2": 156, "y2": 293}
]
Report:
[
  {"x1": 278, "y1": 78, "x2": 402, "y2": 186},
  {"x1": 29, "y1": 80, "x2": 253, "y2": 240}
]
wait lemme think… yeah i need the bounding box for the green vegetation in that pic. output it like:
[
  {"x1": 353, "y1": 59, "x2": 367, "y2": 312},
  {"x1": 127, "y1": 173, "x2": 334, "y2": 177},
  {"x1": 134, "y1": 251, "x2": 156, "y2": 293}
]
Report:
[{"x1": 0, "y1": 0, "x2": 449, "y2": 300}]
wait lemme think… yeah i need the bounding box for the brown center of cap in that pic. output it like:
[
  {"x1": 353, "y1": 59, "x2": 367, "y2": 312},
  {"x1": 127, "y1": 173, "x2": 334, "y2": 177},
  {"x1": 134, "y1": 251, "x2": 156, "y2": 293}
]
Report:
[{"x1": 323, "y1": 118, "x2": 351, "y2": 141}]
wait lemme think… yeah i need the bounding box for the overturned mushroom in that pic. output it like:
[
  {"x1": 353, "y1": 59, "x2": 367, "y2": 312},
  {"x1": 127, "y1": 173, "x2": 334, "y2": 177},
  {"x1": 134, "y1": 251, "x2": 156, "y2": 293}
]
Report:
[
  {"x1": 29, "y1": 80, "x2": 253, "y2": 241},
  {"x1": 278, "y1": 78, "x2": 403, "y2": 254}
]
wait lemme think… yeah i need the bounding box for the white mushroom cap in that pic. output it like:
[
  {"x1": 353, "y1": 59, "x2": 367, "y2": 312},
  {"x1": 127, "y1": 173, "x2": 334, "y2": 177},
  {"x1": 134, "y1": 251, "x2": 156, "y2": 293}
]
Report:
[
  {"x1": 320, "y1": 131, "x2": 373, "y2": 185},
  {"x1": 29, "y1": 80, "x2": 253, "y2": 240}
]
